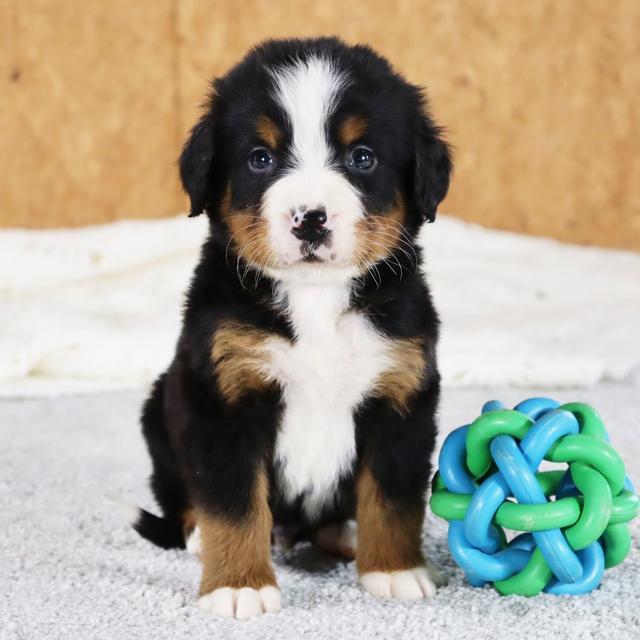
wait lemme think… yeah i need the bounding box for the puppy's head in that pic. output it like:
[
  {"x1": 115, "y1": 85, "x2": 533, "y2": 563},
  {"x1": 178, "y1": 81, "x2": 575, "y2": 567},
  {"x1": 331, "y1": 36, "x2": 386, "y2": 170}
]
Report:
[{"x1": 180, "y1": 38, "x2": 451, "y2": 280}]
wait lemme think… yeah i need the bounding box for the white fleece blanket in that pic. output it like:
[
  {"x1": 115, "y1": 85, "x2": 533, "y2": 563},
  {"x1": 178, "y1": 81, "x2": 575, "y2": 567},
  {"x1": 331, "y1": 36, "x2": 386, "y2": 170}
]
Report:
[{"x1": 1, "y1": 215, "x2": 639, "y2": 396}]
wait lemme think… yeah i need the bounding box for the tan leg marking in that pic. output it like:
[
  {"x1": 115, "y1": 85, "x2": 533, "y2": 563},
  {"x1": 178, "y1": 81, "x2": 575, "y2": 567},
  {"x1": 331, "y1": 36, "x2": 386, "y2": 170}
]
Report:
[
  {"x1": 356, "y1": 465, "x2": 424, "y2": 574},
  {"x1": 356, "y1": 465, "x2": 439, "y2": 599},
  {"x1": 197, "y1": 468, "x2": 281, "y2": 618},
  {"x1": 182, "y1": 507, "x2": 197, "y2": 538},
  {"x1": 198, "y1": 469, "x2": 275, "y2": 594}
]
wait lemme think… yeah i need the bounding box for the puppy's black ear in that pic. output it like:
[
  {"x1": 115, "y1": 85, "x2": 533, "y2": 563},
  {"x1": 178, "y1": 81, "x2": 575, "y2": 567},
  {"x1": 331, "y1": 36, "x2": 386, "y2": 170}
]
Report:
[
  {"x1": 179, "y1": 113, "x2": 216, "y2": 217},
  {"x1": 413, "y1": 116, "x2": 452, "y2": 223}
]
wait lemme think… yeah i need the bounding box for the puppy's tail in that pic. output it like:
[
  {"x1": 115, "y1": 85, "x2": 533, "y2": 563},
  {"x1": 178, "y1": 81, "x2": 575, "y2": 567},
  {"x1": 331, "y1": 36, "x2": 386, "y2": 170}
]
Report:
[{"x1": 113, "y1": 498, "x2": 185, "y2": 550}]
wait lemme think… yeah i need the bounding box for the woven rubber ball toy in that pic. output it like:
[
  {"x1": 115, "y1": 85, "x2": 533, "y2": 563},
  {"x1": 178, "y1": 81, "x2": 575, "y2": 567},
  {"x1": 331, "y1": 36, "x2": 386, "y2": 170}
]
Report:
[{"x1": 430, "y1": 397, "x2": 639, "y2": 596}]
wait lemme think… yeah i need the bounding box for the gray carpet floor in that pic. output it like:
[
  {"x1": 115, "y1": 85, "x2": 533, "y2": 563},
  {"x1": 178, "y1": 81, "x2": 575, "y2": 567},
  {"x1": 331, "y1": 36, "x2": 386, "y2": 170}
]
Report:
[{"x1": 1, "y1": 385, "x2": 639, "y2": 639}]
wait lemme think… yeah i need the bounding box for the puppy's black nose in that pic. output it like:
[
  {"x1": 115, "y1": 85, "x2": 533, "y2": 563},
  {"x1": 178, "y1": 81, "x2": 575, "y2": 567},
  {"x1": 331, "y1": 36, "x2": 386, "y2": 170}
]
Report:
[
  {"x1": 291, "y1": 208, "x2": 328, "y2": 245},
  {"x1": 304, "y1": 208, "x2": 327, "y2": 227}
]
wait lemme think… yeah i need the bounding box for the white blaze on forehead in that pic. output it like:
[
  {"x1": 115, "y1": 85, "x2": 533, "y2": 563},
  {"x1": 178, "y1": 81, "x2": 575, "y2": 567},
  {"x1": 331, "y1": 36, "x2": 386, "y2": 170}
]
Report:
[
  {"x1": 270, "y1": 56, "x2": 349, "y2": 169},
  {"x1": 262, "y1": 56, "x2": 363, "y2": 271}
]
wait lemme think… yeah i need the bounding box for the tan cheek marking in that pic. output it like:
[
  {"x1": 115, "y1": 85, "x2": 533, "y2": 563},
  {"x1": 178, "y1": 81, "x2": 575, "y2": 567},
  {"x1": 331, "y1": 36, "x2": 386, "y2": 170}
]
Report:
[
  {"x1": 256, "y1": 115, "x2": 282, "y2": 150},
  {"x1": 354, "y1": 195, "x2": 407, "y2": 268},
  {"x1": 211, "y1": 321, "x2": 283, "y2": 404},
  {"x1": 197, "y1": 468, "x2": 276, "y2": 594},
  {"x1": 356, "y1": 465, "x2": 425, "y2": 574},
  {"x1": 339, "y1": 115, "x2": 367, "y2": 146},
  {"x1": 372, "y1": 337, "x2": 427, "y2": 414},
  {"x1": 219, "y1": 184, "x2": 278, "y2": 268}
]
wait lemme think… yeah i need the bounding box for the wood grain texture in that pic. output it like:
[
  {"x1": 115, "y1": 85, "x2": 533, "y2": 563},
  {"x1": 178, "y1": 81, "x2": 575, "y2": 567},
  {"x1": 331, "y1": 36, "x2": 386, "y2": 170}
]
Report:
[
  {"x1": 0, "y1": 0, "x2": 182, "y2": 227},
  {"x1": 2, "y1": 0, "x2": 639, "y2": 250}
]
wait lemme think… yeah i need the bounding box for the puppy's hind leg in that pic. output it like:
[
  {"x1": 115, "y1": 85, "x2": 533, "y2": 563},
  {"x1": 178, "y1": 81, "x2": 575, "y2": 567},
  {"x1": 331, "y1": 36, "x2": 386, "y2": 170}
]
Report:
[
  {"x1": 132, "y1": 373, "x2": 190, "y2": 549},
  {"x1": 311, "y1": 520, "x2": 357, "y2": 560}
]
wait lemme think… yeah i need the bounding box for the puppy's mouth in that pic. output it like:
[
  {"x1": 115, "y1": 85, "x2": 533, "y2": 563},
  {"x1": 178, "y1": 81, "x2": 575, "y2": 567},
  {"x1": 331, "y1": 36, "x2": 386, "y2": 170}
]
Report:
[
  {"x1": 292, "y1": 225, "x2": 336, "y2": 264},
  {"x1": 300, "y1": 239, "x2": 328, "y2": 263},
  {"x1": 301, "y1": 253, "x2": 324, "y2": 263}
]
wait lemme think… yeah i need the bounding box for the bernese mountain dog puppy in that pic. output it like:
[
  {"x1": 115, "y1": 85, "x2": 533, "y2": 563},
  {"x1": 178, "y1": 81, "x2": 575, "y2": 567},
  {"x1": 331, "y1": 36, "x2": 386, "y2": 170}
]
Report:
[{"x1": 131, "y1": 36, "x2": 452, "y2": 619}]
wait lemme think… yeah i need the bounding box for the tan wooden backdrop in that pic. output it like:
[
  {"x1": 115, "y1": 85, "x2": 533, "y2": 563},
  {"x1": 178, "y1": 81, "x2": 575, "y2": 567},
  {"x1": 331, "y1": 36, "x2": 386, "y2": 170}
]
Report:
[{"x1": 2, "y1": 0, "x2": 639, "y2": 249}]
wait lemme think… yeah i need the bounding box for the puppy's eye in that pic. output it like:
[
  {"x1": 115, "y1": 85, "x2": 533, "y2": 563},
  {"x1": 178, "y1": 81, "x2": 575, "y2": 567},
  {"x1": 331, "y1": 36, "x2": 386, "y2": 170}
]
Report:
[
  {"x1": 248, "y1": 148, "x2": 274, "y2": 173},
  {"x1": 347, "y1": 146, "x2": 377, "y2": 172}
]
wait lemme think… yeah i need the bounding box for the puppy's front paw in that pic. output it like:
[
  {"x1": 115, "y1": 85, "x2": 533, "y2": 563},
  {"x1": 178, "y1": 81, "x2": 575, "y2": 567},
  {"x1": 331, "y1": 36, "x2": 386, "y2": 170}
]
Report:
[
  {"x1": 360, "y1": 566, "x2": 438, "y2": 600},
  {"x1": 198, "y1": 585, "x2": 281, "y2": 620}
]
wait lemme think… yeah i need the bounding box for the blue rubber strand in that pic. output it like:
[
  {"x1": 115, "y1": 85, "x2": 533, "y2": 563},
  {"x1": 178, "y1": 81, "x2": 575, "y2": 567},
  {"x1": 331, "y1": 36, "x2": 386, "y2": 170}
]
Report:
[{"x1": 491, "y1": 435, "x2": 584, "y2": 584}]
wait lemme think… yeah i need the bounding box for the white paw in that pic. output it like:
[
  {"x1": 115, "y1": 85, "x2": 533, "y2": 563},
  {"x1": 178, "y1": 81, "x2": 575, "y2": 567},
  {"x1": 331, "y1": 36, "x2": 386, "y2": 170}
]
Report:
[
  {"x1": 185, "y1": 526, "x2": 202, "y2": 557},
  {"x1": 316, "y1": 519, "x2": 357, "y2": 558},
  {"x1": 360, "y1": 566, "x2": 438, "y2": 600},
  {"x1": 198, "y1": 586, "x2": 281, "y2": 620}
]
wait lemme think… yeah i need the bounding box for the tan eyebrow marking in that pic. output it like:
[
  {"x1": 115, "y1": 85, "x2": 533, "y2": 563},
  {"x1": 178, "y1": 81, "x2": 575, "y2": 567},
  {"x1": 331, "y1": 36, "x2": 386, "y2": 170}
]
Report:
[
  {"x1": 256, "y1": 115, "x2": 283, "y2": 149},
  {"x1": 339, "y1": 115, "x2": 367, "y2": 146}
]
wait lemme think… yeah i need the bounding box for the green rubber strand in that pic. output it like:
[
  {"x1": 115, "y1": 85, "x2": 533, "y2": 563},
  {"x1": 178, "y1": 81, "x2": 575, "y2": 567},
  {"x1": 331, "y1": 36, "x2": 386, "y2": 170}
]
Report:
[
  {"x1": 430, "y1": 490, "x2": 471, "y2": 521},
  {"x1": 559, "y1": 403, "x2": 607, "y2": 440},
  {"x1": 431, "y1": 472, "x2": 445, "y2": 492},
  {"x1": 564, "y1": 461, "x2": 612, "y2": 550},
  {"x1": 496, "y1": 498, "x2": 581, "y2": 532},
  {"x1": 494, "y1": 548, "x2": 552, "y2": 596},
  {"x1": 466, "y1": 411, "x2": 533, "y2": 478},
  {"x1": 602, "y1": 524, "x2": 632, "y2": 568},
  {"x1": 610, "y1": 490, "x2": 640, "y2": 525},
  {"x1": 547, "y1": 435, "x2": 626, "y2": 496}
]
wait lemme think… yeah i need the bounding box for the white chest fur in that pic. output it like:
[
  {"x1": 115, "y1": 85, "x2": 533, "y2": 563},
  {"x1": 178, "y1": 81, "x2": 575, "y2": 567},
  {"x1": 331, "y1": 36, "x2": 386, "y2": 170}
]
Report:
[{"x1": 266, "y1": 278, "x2": 390, "y2": 519}]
